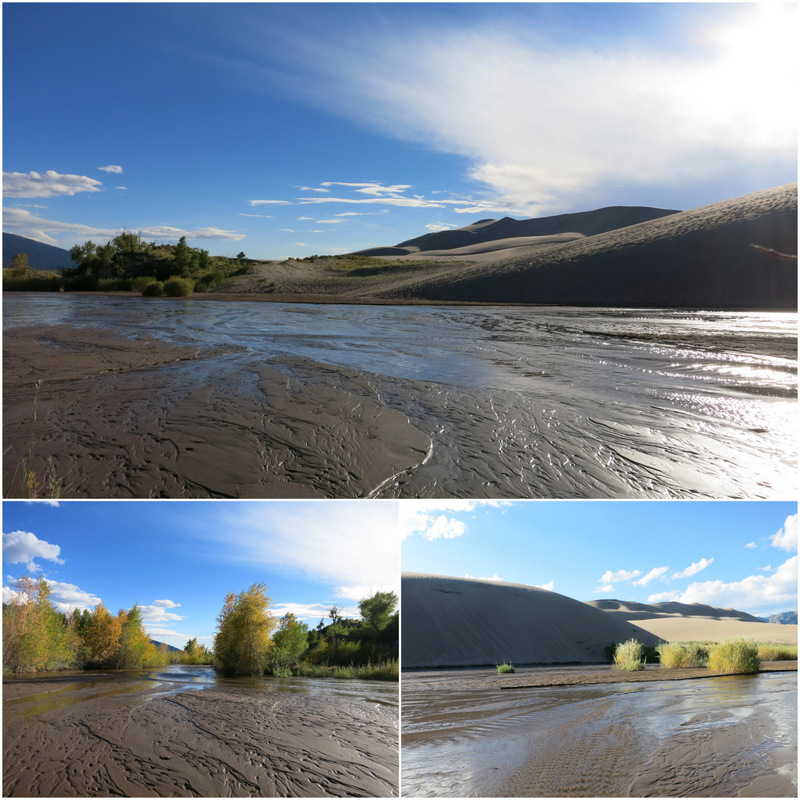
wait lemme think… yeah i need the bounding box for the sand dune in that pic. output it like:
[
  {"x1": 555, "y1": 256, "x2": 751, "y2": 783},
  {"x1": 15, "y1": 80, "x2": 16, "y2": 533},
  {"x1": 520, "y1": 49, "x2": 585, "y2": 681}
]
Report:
[
  {"x1": 588, "y1": 599, "x2": 798, "y2": 644},
  {"x1": 401, "y1": 573, "x2": 661, "y2": 668},
  {"x1": 374, "y1": 184, "x2": 797, "y2": 309}
]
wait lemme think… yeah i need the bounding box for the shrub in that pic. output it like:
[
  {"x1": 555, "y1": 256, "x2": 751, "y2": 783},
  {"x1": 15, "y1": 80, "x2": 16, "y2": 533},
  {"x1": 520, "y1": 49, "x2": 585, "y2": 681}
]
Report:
[
  {"x1": 757, "y1": 643, "x2": 797, "y2": 662},
  {"x1": 163, "y1": 277, "x2": 194, "y2": 297},
  {"x1": 142, "y1": 281, "x2": 165, "y2": 297},
  {"x1": 613, "y1": 638, "x2": 645, "y2": 671},
  {"x1": 657, "y1": 641, "x2": 707, "y2": 668},
  {"x1": 707, "y1": 639, "x2": 761, "y2": 674},
  {"x1": 496, "y1": 662, "x2": 515, "y2": 674},
  {"x1": 131, "y1": 276, "x2": 158, "y2": 292}
]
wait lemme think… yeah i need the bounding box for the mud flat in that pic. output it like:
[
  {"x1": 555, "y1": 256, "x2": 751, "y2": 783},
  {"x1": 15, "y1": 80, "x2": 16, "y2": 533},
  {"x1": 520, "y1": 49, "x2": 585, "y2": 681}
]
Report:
[
  {"x1": 3, "y1": 671, "x2": 398, "y2": 797},
  {"x1": 401, "y1": 668, "x2": 797, "y2": 797}
]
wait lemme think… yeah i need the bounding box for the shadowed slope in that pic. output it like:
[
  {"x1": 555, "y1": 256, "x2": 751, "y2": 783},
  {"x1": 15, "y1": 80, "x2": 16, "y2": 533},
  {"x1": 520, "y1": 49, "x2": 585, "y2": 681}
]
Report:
[
  {"x1": 375, "y1": 184, "x2": 797, "y2": 310},
  {"x1": 587, "y1": 599, "x2": 764, "y2": 623},
  {"x1": 402, "y1": 573, "x2": 661, "y2": 668}
]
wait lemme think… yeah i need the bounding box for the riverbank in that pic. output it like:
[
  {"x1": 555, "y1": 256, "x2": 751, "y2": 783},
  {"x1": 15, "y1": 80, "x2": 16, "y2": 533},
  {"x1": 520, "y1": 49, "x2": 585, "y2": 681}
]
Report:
[{"x1": 3, "y1": 671, "x2": 398, "y2": 797}]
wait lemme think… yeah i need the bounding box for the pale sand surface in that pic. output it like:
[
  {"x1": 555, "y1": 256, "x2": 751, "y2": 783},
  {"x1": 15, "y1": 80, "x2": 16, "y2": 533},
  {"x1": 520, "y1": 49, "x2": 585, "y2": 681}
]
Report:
[
  {"x1": 3, "y1": 326, "x2": 430, "y2": 497},
  {"x1": 401, "y1": 574, "x2": 662, "y2": 668},
  {"x1": 3, "y1": 674, "x2": 398, "y2": 797},
  {"x1": 629, "y1": 617, "x2": 798, "y2": 645}
]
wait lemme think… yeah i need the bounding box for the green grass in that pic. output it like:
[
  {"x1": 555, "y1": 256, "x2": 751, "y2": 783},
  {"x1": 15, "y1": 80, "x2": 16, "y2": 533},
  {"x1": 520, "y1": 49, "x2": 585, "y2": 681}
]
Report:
[
  {"x1": 707, "y1": 639, "x2": 761, "y2": 674},
  {"x1": 293, "y1": 659, "x2": 398, "y2": 681},
  {"x1": 496, "y1": 662, "x2": 515, "y2": 674},
  {"x1": 613, "y1": 639, "x2": 646, "y2": 671},
  {"x1": 656, "y1": 641, "x2": 708, "y2": 668},
  {"x1": 757, "y1": 643, "x2": 797, "y2": 661}
]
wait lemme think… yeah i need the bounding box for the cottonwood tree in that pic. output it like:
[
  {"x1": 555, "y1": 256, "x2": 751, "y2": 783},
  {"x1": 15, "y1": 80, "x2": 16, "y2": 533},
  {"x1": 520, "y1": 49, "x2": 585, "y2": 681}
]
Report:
[
  {"x1": 214, "y1": 582, "x2": 277, "y2": 676},
  {"x1": 269, "y1": 613, "x2": 309, "y2": 674},
  {"x1": 358, "y1": 591, "x2": 398, "y2": 634}
]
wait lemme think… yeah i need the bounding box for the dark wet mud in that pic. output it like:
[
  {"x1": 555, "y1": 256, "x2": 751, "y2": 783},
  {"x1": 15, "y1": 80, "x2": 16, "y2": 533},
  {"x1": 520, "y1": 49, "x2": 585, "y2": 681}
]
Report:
[
  {"x1": 401, "y1": 670, "x2": 797, "y2": 797},
  {"x1": 3, "y1": 667, "x2": 398, "y2": 797}
]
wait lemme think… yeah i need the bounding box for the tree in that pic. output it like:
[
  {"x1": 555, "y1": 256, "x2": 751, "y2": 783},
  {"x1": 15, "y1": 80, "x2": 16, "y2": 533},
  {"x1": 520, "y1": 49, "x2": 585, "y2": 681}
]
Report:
[
  {"x1": 214, "y1": 582, "x2": 277, "y2": 676},
  {"x1": 358, "y1": 591, "x2": 398, "y2": 634},
  {"x1": 115, "y1": 604, "x2": 155, "y2": 669},
  {"x1": 84, "y1": 602, "x2": 122, "y2": 668},
  {"x1": 9, "y1": 252, "x2": 29, "y2": 277},
  {"x1": 269, "y1": 613, "x2": 309, "y2": 674}
]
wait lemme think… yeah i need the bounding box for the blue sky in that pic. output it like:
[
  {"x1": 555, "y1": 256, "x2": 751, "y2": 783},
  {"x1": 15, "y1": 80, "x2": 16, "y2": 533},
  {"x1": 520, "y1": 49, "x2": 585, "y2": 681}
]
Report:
[
  {"x1": 2, "y1": 500, "x2": 400, "y2": 649},
  {"x1": 401, "y1": 501, "x2": 798, "y2": 617},
  {"x1": 3, "y1": 3, "x2": 796, "y2": 260}
]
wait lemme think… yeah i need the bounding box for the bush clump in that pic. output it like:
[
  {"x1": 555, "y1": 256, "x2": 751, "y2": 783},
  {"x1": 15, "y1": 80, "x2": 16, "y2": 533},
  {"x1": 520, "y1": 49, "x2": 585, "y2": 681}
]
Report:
[
  {"x1": 657, "y1": 641, "x2": 708, "y2": 668},
  {"x1": 613, "y1": 638, "x2": 645, "y2": 671},
  {"x1": 496, "y1": 662, "x2": 515, "y2": 674},
  {"x1": 757, "y1": 643, "x2": 797, "y2": 662},
  {"x1": 707, "y1": 639, "x2": 761, "y2": 674},
  {"x1": 163, "y1": 277, "x2": 194, "y2": 297},
  {"x1": 141, "y1": 281, "x2": 165, "y2": 297}
]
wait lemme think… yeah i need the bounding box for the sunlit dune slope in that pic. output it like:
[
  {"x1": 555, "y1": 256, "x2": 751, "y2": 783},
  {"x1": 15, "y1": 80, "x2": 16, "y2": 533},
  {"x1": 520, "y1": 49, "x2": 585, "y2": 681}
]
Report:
[
  {"x1": 588, "y1": 599, "x2": 798, "y2": 645},
  {"x1": 374, "y1": 184, "x2": 797, "y2": 309},
  {"x1": 401, "y1": 573, "x2": 661, "y2": 668}
]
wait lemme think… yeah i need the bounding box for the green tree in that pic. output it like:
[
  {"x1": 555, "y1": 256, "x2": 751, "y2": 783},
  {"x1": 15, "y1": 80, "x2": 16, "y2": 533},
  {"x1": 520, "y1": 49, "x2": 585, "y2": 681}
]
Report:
[
  {"x1": 214, "y1": 582, "x2": 277, "y2": 676},
  {"x1": 358, "y1": 591, "x2": 398, "y2": 634},
  {"x1": 9, "y1": 252, "x2": 29, "y2": 277},
  {"x1": 84, "y1": 602, "x2": 122, "y2": 668},
  {"x1": 269, "y1": 613, "x2": 309, "y2": 674},
  {"x1": 173, "y1": 236, "x2": 192, "y2": 276},
  {"x1": 115, "y1": 604, "x2": 155, "y2": 669}
]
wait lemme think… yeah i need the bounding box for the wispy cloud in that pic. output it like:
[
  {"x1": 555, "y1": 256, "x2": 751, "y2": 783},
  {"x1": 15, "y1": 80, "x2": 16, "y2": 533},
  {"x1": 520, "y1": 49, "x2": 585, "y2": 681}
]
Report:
[
  {"x1": 2, "y1": 531, "x2": 65, "y2": 571},
  {"x1": 633, "y1": 566, "x2": 669, "y2": 586},
  {"x1": 3, "y1": 207, "x2": 245, "y2": 244},
  {"x1": 3, "y1": 170, "x2": 102, "y2": 198},
  {"x1": 672, "y1": 557, "x2": 714, "y2": 580},
  {"x1": 98, "y1": 164, "x2": 123, "y2": 174}
]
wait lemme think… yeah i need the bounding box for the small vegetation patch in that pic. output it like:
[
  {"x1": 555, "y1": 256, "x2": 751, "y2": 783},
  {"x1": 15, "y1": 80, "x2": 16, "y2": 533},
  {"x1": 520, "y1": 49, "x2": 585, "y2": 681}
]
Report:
[
  {"x1": 163, "y1": 277, "x2": 195, "y2": 297},
  {"x1": 657, "y1": 641, "x2": 708, "y2": 668},
  {"x1": 707, "y1": 639, "x2": 761, "y2": 674},
  {"x1": 496, "y1": 662, "x2": 515, "y2": 674},
  {"x1": 613, "y1": 638, "x2": 646, "y2": 671},
  {"x1": 757, "y1": 643, "x2": 797, "y2": 662}
]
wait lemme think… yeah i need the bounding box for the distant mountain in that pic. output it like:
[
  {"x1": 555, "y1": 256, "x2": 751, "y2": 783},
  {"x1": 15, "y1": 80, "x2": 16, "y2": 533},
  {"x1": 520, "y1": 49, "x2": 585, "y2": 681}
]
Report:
[
  {"x1": 150, "y1": 639, "x2": 183, "y2": 653},
  {"x1": 3, "y1": 232, "x2": 74, "y2": 270},
  {"x1": 355, "y1": 206, "x2": 679, "y2": 257},
  {"x1": 761, "y1": 611, "x2": 798, "y2": 624}
]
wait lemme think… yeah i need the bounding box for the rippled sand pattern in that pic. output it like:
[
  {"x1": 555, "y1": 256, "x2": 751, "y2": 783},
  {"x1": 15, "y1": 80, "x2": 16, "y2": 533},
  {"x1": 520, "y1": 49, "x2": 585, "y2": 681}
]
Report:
[
  {"x1": 4, "y1": 675, "x2": 398, "y2": 797},
  {"x1": 401, "y1": 672, "x2": 797, "y2": 797}
]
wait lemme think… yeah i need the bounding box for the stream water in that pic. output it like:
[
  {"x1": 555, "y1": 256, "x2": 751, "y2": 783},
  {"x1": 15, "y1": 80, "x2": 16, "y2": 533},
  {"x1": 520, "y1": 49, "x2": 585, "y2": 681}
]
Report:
[
  {"x1": 401, "y1": 671, "x2": 797, "y2": 797},
  {"x1": 3, "y1": 294, "x2": 796, "y2": 498}
]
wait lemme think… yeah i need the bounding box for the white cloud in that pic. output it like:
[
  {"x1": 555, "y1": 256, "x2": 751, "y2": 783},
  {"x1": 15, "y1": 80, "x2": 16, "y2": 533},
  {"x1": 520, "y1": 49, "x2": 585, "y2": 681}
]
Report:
[
  {"x1": 2, "y1": 531, "x2": 64, "y2": 571},
  {"x1": 2, "y1": 208, "x2": 245, "y2": 244},
  {"x1": 426, "y1": 222, "x2": 458, "y2": 232},
  {"x1": 98, "y1": 165, "x2": 123, "y2": 174},
  {"x1": 771, "y1": 514, "x2": 797, "y2": 552},
  {"x1": 600, "y1": 569, "x2": 641, "y2": 584},
  {"x1": 464, "y1": 573, "x2": 504, "y2": 582},
  {"x1": 649, "y1": 555, "x2": 798, "y2": 616},
  {"x1": 672, "y1": 557, "x2": 713, "y2": 580},
  {"x1": 240, "y1": 213, "x2": 272, "y2": 218},
  {"x1": 196, "y1": 502, "x2": 401, "y2": 597},
  {"x1": 633, "y1": 566, "x2": 669, "y2": 586},
  {"x1": 2, "y1": 577, "x2": 100, "y2": 613},
  {"x1": 745, "y1": 542, "x2": 757, "y2": 549},
  {"x1": 593, "y1": 583, "x2": 615, "y2": 595},
  {"x1": 249, "y1": 199, "x2": 293, "y2": 206},
  {"x1": 315, "y1": 219, "x2": 343, "y2": 224},
  {"x1": 535, "y1": 580, "x2": 554, "y2": 591},
  {"x1": 139, "y1": 599, "x2": 185, "y2": 625},
  {"x1": 400, "y1": 500, "x2": 510, "y2": 541},
  {"x1": 268, "y1": 5, "x2": 796, "y2": 215},
  {"x1": 3, "y1": 170, "x2": 102, "y2": 198},
  {"x1": 22, "y1": 499, "x2": 59, "y2": 507},
  {"x1": 115, "y1": 186, "x2": 127, "y2": 191}
]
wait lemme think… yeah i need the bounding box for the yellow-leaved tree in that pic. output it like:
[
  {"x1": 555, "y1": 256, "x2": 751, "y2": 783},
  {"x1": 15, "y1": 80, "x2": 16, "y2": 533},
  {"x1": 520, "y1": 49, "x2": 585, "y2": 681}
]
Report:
[{"x1": 214, "y1": 582, "x2": 277, "y2": 676}]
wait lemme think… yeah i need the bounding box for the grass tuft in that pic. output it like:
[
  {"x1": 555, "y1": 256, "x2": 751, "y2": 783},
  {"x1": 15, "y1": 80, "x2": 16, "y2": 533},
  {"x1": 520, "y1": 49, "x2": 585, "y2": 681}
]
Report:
[
  {"x1": 707, "y1": 639, "x2": 761, "y2": 674},
  {"x1": 613, "y1": 638, "x2": 646, "y2": 671},
  {"x1": 657, "y1": 641, "x2": 708, "y2": 668},
  {"x1": 757, "y1": 643, "x2": 797, "y2": 662},
  {"x1": 496, "y1": 662, "x2": 515, "y2": 674}
]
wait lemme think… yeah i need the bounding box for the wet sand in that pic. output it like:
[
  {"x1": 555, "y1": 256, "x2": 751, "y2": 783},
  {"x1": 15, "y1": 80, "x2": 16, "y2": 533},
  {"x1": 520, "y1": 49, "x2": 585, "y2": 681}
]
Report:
[
  {"x1": 3, "y1": 326, "x2": 431, "y2": 497},
  {"x1": 3, "y1": 672, "x2": 398, "y2": 797},
  {"x1": 402, "y1": 667, "x2": 797, "y2": 797}
]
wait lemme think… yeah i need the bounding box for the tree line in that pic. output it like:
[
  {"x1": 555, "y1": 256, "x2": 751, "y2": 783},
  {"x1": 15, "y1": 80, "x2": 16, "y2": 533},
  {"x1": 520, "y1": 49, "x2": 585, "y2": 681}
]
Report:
[
  {"x1": 3, "y1": 232, "x2": 251, "y2": 296},
  {"x1": 3, "y1": 577, "x2": 398, "y2": 680}
]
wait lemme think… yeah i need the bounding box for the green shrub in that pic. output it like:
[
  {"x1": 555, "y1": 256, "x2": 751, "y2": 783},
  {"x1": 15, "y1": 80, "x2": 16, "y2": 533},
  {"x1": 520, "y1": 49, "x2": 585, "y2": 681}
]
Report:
[
  {"x1": 131, "y1": 276, "x2": 158, "y2": 292},
  {"x1": 496, "y1": 662, "x2": 515, "y2": 674},
  {"x1": 163, "y1": 277, "x2": 194, "y2": 297},
  {"x1": 707, "y1": 639, "x2": 761, "y2": 674},
  {"x1": 142, "y1": 281, "x2": 165, "y2": 297},
  {"x1": 613, "y1": 638, "x2": 645, "y2": 671},
  {"x1": 757, "y1": 643, "x2": 797, "y2": 662},
  {"x1": 657, "y1": 641, "x2": 708, "y2": 668}
]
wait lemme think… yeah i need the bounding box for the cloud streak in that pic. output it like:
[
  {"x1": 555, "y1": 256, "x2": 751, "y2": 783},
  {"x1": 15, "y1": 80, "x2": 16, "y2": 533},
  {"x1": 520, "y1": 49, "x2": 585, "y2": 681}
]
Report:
[{"x1": 3, "y1": 170, "x2": 102, "y2": 198}]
